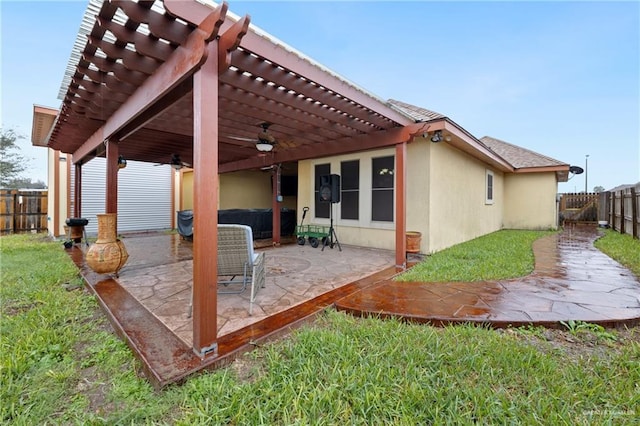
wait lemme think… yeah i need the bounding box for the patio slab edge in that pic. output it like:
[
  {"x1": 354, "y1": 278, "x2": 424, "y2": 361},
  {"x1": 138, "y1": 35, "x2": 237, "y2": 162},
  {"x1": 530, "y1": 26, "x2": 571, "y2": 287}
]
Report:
[{"x1": 69, "y1": 245, "x2": 401, "y2": 388}]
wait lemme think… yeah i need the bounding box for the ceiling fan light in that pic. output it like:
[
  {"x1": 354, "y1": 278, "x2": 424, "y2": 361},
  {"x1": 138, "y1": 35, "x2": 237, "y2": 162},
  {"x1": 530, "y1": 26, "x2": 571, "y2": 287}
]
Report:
[{"x1": 256, "y1": 142, "x2": 274, "y2": 152}]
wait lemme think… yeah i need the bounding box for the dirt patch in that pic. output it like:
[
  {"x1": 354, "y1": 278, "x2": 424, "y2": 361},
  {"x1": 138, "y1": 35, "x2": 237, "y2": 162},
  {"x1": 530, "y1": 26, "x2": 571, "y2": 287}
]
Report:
[
  {"x1": 499, "y1": 324, "x2": 639, "y2": 361},
  {"x1": 75, "y1": 365, "x2": 112, "y2": 413},
  {"x1": 2, "y1": 300, "x2": 44, "y2": 316}
]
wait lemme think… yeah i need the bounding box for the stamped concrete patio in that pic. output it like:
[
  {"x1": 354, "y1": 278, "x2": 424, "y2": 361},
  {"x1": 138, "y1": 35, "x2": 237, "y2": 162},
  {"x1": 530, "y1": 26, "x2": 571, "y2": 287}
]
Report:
[
  {"x1": 115, "y1": 236, "x2": 395, "y2": 346},
  {"x1": 70, "y1": 224, "x2": 639, "y2": 388}
]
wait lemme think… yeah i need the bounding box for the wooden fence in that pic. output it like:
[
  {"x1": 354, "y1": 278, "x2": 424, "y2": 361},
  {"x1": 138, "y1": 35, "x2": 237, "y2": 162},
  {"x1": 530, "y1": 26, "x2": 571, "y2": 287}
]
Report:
[
  {"x1": 559, "y1": 192, "x2": 598, "y2": 223},
  {"x1": 599, "y1": 186, "x2": 640, "y2": 239},
  {"x1": 0, "y1": 190, "x2": 48, "y2": 234}
]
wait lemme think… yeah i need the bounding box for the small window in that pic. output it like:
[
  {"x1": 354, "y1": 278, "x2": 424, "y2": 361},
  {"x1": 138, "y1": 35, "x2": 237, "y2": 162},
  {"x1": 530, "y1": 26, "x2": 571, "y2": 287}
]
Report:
[
  {"x1": 372, "y1": 156, "x2": 394, "y2": 222},
  {"x1": 341, "y1": 160, "x2": 359, "y2": 220},
  {"x1": 486, "y1": 170, "x2": 494, "y2": 204},
  {"x1": 315, "y1": 163, "x2": 330, "y2": 218}
]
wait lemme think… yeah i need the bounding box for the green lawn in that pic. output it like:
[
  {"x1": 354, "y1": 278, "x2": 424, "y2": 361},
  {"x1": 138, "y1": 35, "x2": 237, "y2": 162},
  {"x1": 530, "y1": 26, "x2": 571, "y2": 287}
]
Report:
[
  {"x1": 594, "y1": 229, "x2": 640, "y2": 277},
  {"x1": 1, "y1": 231, "x2": 638, "y2": 424},
  {"x1": 397, "y1": 229, "x2": 555, "y2": 282}
]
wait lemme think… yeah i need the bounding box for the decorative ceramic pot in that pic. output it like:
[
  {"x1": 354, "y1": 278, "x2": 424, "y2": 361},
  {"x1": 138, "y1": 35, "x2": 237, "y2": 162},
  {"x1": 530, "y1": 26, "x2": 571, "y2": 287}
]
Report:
[
  {"x1": 406, "y1": 231, "x2": 422, "y2": 253},
  {"x1": 85, "y1": 213, "x2": 129, "y2": 276}
]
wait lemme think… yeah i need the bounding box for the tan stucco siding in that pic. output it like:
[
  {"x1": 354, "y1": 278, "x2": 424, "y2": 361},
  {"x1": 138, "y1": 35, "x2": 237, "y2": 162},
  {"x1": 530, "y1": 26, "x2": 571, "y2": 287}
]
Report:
[
  {"x1": 296, "y1": 160, "x2": 312, "y2": 223},
  {"x1": 504, "y1": 173, "x2": 558, "y2": 229},
  {"x1": 427, "y1": 143, "x2": 504, "y2": 253},
  {"x1": 406, "y1": 139, "x2": 430, "y2": 253},
  {"x1": 180, "y1": 170, "x2": 275, "y2": 211},
  {"x1": 298, "y1": 148, "x2": 397, "y2": 250},
  {"x1": 220, "y1": 170, "x2": 272, "y2": 209},
  {"x1": 47, "y1": 149, "x2": 71, "y2": 237},
  {"x1": 180, "y1": 170, "x2": 194, "y2": 210}
]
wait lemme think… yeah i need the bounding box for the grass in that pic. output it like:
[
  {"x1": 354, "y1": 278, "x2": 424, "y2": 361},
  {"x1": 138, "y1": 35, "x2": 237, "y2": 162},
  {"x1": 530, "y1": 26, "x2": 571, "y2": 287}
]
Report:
[
  {"x1": 1, "y1": 231, "x2": 639, "y2": 424},
  {"x1": 594, "y1": 228, "x2": 640, "y2": 278},
  {"x1": 397, "y1": 229, "x2": 555, "y2": 282}
]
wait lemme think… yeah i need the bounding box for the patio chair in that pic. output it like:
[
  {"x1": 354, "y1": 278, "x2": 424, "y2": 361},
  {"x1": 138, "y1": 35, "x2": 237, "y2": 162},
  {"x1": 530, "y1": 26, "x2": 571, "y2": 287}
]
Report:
[{"x1": 188, "y1": 224, "x2": 266, "y2": 317}]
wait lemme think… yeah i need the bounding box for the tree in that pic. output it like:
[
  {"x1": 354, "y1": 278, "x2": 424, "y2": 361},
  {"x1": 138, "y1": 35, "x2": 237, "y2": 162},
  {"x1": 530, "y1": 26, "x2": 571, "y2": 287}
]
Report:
[
  {"x1": 593, "y1": 186, "x2": 605, "y2": 193},
  {"x1": 1, "y1": 129, "x2": 29, "y2": 188},
  {"x1": 7, "y1": 177, "x2": 46, "y2": 189}
]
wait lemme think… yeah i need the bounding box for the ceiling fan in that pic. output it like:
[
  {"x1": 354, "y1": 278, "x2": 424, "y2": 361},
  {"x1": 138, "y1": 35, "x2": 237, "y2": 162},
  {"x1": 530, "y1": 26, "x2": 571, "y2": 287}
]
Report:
[
  {"x1": 228, "y1": 122, "x2": 277, "y2": 152},
  {"x1": 154, "y1": 154, "x2": 191, "y2": 170}
]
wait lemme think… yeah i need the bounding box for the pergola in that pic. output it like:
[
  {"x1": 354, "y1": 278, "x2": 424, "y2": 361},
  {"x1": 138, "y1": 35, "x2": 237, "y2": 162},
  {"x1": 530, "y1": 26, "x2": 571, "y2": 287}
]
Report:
[{"x1": 46, "y1": 0, "x2": 430, "y2": 356}]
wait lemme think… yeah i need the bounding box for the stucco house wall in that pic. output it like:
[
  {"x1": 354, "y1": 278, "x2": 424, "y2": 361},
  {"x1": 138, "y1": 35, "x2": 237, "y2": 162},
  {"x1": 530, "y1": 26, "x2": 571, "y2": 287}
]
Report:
[
  {"x1": 296, "y1": 138, "x2": 508, "y2": 253},
  {"x1": 178, "y1": 170, "x2": 194, "y2": 211},
  {"x1": 180, "y1": 169, "x2": 296, "y2": 211},
  {"x1": 47, "y1": 150, "x2": 71, "y2": 236},
  {"x1": 406, "y1": 138, "x2": 431, "y2": 254},
  {"x1": 504, "y1": 173, "x2": 559, "y2": 230},
  {"x1": 220, "y1": 170, "x2": 272, "y2": 209},
  {"x1": 177, "y1": 135, "x2": 561, "y2": 255},
  {"x1": 298, "y1": 147, "x2": 398, "y2": 250},
  {"x1": 427, "y1": 142, "x2": 505, "y2": 253}
]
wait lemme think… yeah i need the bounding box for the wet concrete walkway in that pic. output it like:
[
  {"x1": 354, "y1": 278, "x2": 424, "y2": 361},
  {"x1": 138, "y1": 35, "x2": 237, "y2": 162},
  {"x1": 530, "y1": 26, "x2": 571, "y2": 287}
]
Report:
[{"x1": 335, "y1": 225, "x2": 640, "y2": 327}]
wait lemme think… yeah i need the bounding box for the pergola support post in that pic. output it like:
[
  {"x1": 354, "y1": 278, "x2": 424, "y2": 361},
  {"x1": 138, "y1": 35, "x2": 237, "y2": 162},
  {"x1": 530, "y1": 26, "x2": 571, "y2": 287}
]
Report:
[
  {"x1": 105, "y1": 140, "x2": 118, "y2": 214},
  {"x1": 272, "y1": 166, "x2": 281, "y2": 246},
  {"x1": 191, "y1": 41, "x2": 220, "y2": 357},
  {"x1": 395, "y1": 142, "x2": 407, "y2": 268},
  {"x1": 74, "y1": 161, "x2": 82, "y2": 218}
]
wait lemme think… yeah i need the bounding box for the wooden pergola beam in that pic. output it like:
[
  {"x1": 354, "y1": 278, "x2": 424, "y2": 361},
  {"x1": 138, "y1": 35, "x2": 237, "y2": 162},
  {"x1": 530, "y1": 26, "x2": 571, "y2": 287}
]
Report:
[
  {"x1": 235, "y1": 32, "x2": 414, "y2": 126},
  {"x1": 72, "y1": 3, "x2": 227, "y2": 163},
  {"x1": 219, "y1": 122, "x2": 427, "y2": 173}
]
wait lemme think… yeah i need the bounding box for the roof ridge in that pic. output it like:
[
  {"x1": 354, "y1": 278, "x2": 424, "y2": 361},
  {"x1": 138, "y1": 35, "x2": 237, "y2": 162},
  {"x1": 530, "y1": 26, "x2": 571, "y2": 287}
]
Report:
[
  {"x1": 481, "y1": 136, "x2": 567, "y2": 166},
  {"x1": 387, "y1": 99, "x2": 446, "y2": 121}
]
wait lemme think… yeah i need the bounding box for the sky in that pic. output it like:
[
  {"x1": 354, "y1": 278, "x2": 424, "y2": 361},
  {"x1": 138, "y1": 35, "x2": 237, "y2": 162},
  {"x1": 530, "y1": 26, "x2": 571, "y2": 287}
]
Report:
[{"x1": 1, "y1": 0, "x2": 638, "y2": 192}]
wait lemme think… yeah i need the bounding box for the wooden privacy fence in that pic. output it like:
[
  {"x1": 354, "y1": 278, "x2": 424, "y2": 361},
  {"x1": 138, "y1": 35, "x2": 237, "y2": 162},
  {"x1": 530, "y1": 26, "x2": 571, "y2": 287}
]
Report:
[
  {"x1": 0, "y1": 190, "x2": 48, "y2": 234},
  {"x1": 599, "y1": 186, "x2": 640, "y2": 239},
  {"x1": 559, "y1": 192, "x2": 598, "y2": 223}
]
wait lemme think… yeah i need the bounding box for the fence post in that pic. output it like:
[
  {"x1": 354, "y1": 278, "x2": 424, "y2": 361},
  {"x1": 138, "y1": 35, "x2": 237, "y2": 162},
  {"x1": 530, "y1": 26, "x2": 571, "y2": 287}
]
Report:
[
  {"x1": 631, "y1": 187, "x2": 638, "y2": 239},
  {"x1": 608, "y1": 192, "x2": 614, "y2": 230},
  {"x1": 620, "y1": 190, "x2": 626, "y2": 235},
  {"x1": 12, "y1": 190, "x2": 18, "y2": 234}
]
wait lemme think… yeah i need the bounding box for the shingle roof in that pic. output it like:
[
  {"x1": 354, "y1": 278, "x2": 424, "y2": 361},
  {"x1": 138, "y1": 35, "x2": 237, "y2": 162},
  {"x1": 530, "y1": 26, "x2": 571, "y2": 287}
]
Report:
[
  {"x1": 388, "y1": 99, "x2": 445, "y2": 121},
  {"x1": 480, "y1": 136, "x2": 568, "y2": 169},
  {"x1": 388, "y1": 99, "x2": 568, "y2": 171}
]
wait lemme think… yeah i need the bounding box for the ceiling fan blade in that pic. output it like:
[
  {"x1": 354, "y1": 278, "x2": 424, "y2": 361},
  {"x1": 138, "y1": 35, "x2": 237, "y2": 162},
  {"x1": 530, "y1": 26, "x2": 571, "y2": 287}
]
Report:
[{"x1": 227, "y1": 136, "x2": 257, "y2": 142}]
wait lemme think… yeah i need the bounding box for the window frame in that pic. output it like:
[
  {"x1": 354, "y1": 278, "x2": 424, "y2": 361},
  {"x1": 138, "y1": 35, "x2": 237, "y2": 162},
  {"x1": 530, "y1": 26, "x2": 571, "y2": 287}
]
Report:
[
  {"x1": 340, "y1": 159, "x2": 360, "y2": 220},
  {"x1": 371, "y1": 155, "x2": 395, "y2": 222},
  {"x1": 485, "y1": 169, "x2": 494, "y2": 205},
  {"x1": 314, "y1": 163, "x2": 331, "y2": 219}
]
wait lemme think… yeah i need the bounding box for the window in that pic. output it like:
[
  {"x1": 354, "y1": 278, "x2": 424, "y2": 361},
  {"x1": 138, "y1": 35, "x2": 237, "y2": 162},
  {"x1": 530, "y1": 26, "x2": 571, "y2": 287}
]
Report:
[
  {"x1": 340, "y1": 160, "x2": 359, "y2": 220},
  {"x1": 314, "y1": 163, "x2": 330, "y2": 218},
  {"x1": 486, "y1": 169, "x2": 494, "y2": 204},
  {"x1": 371, "y1": 156, "x2": 394, "y2": 222}
]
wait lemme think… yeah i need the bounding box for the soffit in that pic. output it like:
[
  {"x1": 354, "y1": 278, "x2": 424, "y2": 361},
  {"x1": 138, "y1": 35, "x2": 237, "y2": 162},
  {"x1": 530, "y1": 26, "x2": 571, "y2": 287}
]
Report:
[
  {"x1": 47, "y1": 0, "x2": 415, "y2": 170},
  {"x1": 31, "y1": 106, "x2": 58, "y2": 147}
]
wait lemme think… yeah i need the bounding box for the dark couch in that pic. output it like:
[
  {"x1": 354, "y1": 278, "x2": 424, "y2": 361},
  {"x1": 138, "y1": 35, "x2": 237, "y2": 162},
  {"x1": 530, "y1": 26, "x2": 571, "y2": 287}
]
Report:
[{"x1": 177, "y1": 208, "x2": 296, "y2": 240}]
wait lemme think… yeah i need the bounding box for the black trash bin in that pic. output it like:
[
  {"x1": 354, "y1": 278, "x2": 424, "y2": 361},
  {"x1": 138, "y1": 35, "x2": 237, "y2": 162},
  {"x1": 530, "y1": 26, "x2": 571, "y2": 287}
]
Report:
[{"x1": 177, "y1": 210, "x2": 193, "y2": 240}]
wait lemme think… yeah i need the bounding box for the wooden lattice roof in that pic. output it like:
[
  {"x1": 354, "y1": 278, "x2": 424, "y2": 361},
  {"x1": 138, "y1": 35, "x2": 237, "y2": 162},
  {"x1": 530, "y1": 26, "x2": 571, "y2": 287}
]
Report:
[{"x1": 47, "y1": 0, "x2": 418, "y2": 172}]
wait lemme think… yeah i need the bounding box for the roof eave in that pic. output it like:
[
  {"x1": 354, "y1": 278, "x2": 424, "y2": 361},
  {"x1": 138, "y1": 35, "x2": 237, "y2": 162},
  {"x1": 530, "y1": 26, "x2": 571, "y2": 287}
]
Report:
[
  {"x1": 514, "y1": 165, "x2": 571, "y2": 183},
  {"x1": 31, "y1": 105, "x2": 59, "y2": 147},
  {"x1": 421, "y1": 117, "x2": 514, "y2": 172}
]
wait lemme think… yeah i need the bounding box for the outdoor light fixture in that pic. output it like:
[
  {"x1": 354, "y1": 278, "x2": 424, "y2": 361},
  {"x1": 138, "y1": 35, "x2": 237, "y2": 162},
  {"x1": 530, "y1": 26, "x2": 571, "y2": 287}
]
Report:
[
  {"x1": 430, "y1": 130, "x2": 443, "y2": 143},
  {"x1": 117, "y1": 155, "x2": 127, "y2": 169},
  {"x1": 256, "y1": 141, "x2": 274, "y2": 152},
  {"x1": 254, "y1": 123, "x2": 276, "y2": 152}
]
